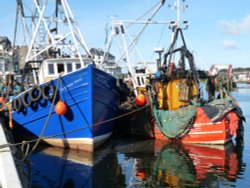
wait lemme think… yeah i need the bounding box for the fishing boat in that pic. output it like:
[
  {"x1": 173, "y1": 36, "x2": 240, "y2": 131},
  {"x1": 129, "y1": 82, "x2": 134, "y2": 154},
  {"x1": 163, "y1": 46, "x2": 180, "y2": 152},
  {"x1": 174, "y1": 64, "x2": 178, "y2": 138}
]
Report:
[
  {"x1": 145, "y1": 0, "x2": 245, "y2": 144},
  {"x1": 102, "y1": 1, "x2": 167, "y2": 138},
  {"x1": 3, "y1": 0, "x2": 120, "y2": 152}
]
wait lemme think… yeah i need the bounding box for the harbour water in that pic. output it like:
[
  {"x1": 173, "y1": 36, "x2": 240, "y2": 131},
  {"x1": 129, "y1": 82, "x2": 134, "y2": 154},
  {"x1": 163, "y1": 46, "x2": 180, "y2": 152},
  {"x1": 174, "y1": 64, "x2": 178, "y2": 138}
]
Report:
[{"x1": 26, "y1": 84, "x2": 250, "y2": 188}]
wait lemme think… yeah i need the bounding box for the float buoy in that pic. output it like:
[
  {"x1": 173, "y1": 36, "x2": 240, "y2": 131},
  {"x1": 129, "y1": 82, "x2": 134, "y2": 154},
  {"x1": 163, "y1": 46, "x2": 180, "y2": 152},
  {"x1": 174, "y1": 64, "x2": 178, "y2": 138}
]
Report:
[
  {"x1": 135, "y1": 93, "x2": 146, "y2": 106},
  {"x1": 55, "y1": 100, "x2": 68, "y2": 115},
  {"x1": 0, "y1": 97, "x2": 4, "y2": 104}
]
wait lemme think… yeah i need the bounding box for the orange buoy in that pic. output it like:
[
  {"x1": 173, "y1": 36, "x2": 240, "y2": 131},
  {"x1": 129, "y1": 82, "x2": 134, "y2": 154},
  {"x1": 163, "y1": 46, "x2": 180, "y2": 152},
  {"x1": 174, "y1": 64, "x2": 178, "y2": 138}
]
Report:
[
  {"x1": 0, "y1": 97, "x2": 4, "y2": 104},
  {"x1": 55, "y1": 100, "x2": 68, "y2": 115},
  {"x1": 135, "y1": 171, "x2": 146, "y2": 179},
  {"x1": 135, "y1": 93, "x2": 146, "y2": 106}
]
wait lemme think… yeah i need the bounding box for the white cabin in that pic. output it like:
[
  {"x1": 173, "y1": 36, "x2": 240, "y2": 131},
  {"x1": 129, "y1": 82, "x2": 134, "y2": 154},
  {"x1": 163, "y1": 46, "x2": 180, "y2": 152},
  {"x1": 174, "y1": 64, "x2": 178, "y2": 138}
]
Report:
[{"x1": 38, "y1": 57, "x2": 93, "y2": 84}]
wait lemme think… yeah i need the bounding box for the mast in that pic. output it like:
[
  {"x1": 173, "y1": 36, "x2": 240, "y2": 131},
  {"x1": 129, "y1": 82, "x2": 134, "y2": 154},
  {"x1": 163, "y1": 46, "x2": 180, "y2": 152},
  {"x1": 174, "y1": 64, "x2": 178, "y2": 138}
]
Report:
[
  {"x1": 116, "y1": 0, "x2": 166, "y2": 65},
  {"x1": 17, "y1": 0, "x2": 91, "y2": 85},
  {"x1": 177, "y1": 0, "x2": 180, "y2": 28},
  {"x1": 163, "y1": 0, "x2": 188, "y2": 67},
  {"x1": 11, "y1": 0, "x2": 21, "y2": 74},
  {"x1": 102, "y1": 0, "x2": 166, "y2": 95},
  {"x1": 55, "y1": 0, "x2": 59, "y2": 34}
]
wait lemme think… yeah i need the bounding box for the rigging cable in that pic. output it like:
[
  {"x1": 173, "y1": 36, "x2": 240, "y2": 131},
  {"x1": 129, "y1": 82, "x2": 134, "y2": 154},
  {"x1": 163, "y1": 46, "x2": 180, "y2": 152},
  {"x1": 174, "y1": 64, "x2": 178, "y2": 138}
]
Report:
[{"x1": 0, "y1": 103, "x2": 151, "y2": 154}]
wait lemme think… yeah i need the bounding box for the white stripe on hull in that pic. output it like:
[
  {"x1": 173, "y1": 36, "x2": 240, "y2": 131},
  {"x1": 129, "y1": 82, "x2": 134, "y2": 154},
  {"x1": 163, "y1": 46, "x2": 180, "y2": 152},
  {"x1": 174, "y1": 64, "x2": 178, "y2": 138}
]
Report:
[
  {"x1": 188, "y1": 130, "x2": 224, "y2": 135},
  {"x1": 43, "y1": 138, "x2": 93, "y2": 152},
  {"x1": 193, "y1": 122, "x2": 222, "y2": 126},
  {"x1": 42, "y1": 131, "x2": 113, "y2": 152},
  {"x1": 182, "y1": 138, "x2": 231, "y2": 145}
]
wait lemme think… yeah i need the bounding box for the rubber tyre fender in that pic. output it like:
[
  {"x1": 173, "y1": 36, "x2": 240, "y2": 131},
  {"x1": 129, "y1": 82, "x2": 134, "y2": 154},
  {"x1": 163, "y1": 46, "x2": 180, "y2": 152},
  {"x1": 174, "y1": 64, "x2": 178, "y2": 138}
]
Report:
[
  {"x1": 22, "y1": 91, "x2": 32, "y2": 107},
  {"x1": 13, "y1": 98, "x2": 23, "y2": 112},
  {"x1": 29, "y1": 85, "x2": 42, "y2": 102},
  {"x1": 42, "y1": 84, "x2": 55, "y2": 100}
]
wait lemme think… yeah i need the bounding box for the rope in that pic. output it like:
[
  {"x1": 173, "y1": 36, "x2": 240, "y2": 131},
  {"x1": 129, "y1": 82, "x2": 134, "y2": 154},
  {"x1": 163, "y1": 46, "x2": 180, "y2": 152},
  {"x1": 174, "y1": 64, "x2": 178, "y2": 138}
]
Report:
[
  {"x1": 0, "y1": 103, "x2": 11, "y2": 112},
  {"x1": 0, "y1": 101, "x2": 150, "y2": 151},
  {"x1": 24, "y1": 74, "x2": 61, "y2": 158},
  {"x1": 21, "y1": 141, "x2": 30, "y2": 159},
  {"x1": 0, "y1": 104, "x2": 13, "y2": 129},
  {"x1": 8, "y1": 105, "x2": 13, "y2": 129}
]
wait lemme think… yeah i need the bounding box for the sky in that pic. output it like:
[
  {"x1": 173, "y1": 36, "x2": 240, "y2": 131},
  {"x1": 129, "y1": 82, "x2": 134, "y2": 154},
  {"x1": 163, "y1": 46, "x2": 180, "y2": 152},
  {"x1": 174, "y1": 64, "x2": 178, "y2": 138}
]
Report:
[{"x1": 1, "y1": 0, "x2": 250, "y2": 70}]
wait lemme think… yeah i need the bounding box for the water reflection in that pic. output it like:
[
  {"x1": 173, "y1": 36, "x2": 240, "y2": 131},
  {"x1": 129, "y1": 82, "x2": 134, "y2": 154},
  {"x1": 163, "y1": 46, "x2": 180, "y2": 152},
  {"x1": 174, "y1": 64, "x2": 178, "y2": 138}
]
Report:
[
  {"x1": 148, "y1": 141, "x2": 244, "y2": 187},
  {"x1": 94, "y1": 137, "x2": 244, "y2": 187},
  {"x1": 28, "y1": 137, "x2": 244, "y2": 188},
  {"x1": 29, "y1": 146, "x2": 92, "y2": 188}
]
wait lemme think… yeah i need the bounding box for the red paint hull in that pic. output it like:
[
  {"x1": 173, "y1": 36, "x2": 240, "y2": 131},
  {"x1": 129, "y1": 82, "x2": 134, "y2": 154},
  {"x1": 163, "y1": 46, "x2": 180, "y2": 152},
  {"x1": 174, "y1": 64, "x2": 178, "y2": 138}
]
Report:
[
  {"x1": 153, "y1": 107, "x2": 240, "y2": 145},
  {"x1": 182, "y1": 143, "x2": 239, "y2": 180},
  {"x1": 180, "y1": 119, "x2": 232, "y2": 144},
  {"x1": 154, "y1": 121, "x2": 232, "y2": 144}
]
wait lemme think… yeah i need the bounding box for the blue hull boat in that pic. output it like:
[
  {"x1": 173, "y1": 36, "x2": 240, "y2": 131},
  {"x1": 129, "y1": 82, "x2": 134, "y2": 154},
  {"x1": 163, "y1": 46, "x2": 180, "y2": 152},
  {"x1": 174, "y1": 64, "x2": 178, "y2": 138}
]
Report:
[
  {"x1": 11, "y1": 64, "x2": 119, "y2": 152},
  {"x1": 4, "y1": 0, "x2": 123, "y2": 152}
]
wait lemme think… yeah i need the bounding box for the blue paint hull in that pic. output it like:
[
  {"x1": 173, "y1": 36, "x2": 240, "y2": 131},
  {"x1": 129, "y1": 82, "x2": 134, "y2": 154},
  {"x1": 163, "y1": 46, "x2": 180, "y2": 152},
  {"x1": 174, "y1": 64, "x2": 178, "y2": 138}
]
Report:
[{"x1": 12, "y1": 64, "x2": 119, "y2": 151}]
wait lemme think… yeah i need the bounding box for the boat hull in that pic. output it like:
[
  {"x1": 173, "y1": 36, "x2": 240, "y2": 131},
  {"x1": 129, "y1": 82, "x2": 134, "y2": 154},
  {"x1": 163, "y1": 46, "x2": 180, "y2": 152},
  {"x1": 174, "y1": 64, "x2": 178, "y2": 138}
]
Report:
[
  {"x1": 153, "y1": 110, "x2": 238, "y2": 145},
  {"x1": 180, "y1": 119, "x2": 232, "y2": 144},
  {"x1": 116, "y1": 103, "x2": 155, "y2": 138},
  {"x1": 11, "y1": 64, "x2": 119, "y2": 152},
  {"x1": 179, "y1": 107, "x2": 239, "y2": 144}
]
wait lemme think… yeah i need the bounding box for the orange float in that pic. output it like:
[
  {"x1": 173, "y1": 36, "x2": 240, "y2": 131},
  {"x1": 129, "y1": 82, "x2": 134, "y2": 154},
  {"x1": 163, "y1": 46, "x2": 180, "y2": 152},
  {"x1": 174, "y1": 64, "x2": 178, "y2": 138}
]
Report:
[
  {"x1": 135, "y1": 93, "x2": 146, "y2": 106},
  {"x1": 55, "y1": 100, "x2": 68, "y2": 115},
  {"x1": 0, "y1": 97, "x2": 4, "y2": 104}
]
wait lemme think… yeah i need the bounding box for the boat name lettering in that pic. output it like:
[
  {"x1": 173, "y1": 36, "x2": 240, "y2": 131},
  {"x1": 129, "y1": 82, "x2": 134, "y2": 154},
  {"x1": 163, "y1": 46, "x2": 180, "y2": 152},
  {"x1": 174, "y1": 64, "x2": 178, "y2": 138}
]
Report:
[{"x1": 60, "y1": 78, "x2": 83, "y2": 91}]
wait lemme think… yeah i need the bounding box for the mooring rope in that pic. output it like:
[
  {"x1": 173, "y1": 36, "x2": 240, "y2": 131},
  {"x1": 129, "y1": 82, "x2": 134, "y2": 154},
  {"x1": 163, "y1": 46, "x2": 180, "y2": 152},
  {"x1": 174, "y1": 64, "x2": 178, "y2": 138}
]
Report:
[
  {"x1": 0, "y1": 73, "x2": 61, "y2": 159},
  {"x1": 0, "y1": 102, "x2": 150, "y2": 152},
  {"x1": 24, "y1": 74, "x2": 61, "y2": 158}
]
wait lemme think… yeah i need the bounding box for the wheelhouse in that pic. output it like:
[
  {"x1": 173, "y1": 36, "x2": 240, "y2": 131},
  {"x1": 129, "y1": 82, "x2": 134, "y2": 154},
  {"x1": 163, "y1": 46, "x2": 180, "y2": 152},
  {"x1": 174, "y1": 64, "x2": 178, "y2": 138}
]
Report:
[{"x1": 38, "y1": 57, "x2": 93, "y2": 84}]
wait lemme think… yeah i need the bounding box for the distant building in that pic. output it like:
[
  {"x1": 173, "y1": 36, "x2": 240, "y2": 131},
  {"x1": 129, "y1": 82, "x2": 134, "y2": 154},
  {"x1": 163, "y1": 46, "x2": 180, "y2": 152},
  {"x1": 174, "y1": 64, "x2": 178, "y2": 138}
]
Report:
[
  {"x1": 0, "y1": 51, "x2": 12, "y2": 76},
  {"x1": 90, "y1": 48, "x2": 122, "y2": 77},
  {"x1": 233, "y1": 72, "x2": 250, "y2": 82},
  {"x1": 0, "y1": 37, "x2": 13, "y2": 79},
  {"x1": 17, "y1": 46, "x2": 29, "y2": 71},
  {"x1": 0, "y1": 37, "x2": 11, "y2": 51},
  {"x1": 0, "y1": 36, "x2": 21, "y2": 81}
]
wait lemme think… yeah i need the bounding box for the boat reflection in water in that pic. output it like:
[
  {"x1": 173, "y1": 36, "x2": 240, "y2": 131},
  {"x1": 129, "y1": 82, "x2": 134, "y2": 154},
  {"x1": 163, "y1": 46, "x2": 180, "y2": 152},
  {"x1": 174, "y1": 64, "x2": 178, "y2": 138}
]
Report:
[
  {"x1": 28, "y1": 138, "x2": 244, "y2": 187},
  {"x1": 94, "y1": 137, "x2": 244, "y2": 187},
  {"x1": 147, "y1": 141, "x2": 244, "y2": 187},
  {"x1": 29, "y1": 146, "x2": 93, "y2": 188}
]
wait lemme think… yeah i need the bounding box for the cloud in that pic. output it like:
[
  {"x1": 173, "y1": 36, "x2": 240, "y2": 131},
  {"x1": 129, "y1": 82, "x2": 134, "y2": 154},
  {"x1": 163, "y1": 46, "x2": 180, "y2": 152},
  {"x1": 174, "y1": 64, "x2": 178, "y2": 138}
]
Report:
[
  {"x1": 221, "y1": 40, "x2": 238, "y2": 50},
  {"x1": 218, "y1": 14, "x2": 250, "y2": 35}
]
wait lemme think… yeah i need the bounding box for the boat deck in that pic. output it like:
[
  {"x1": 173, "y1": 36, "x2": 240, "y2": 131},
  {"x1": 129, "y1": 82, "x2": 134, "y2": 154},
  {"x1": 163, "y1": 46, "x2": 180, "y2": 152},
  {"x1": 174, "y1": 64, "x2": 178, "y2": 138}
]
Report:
[{"x1": 0, "y1": 117, "x2": 23, "y2": 188}]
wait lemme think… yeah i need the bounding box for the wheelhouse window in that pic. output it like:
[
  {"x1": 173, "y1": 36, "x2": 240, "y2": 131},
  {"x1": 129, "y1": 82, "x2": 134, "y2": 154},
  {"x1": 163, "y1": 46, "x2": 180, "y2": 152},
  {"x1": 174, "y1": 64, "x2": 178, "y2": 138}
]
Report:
[
  {"x1": 48, "y1": 64, "x2": 54, "y2": 75},
  {"x1": 57, "y1": 63, "x2": 64, "y2": 73},
  {"x1": 76, "y1": 63, "x2": 81, "y2": 70},
  {"x1": 67, "y1": 63, "x2": 73, "y2": 73},
  {"x1": 137, "y1": 77, "x2": 141, "y2": 86}
]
